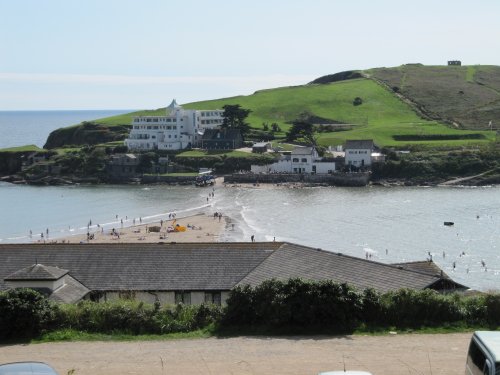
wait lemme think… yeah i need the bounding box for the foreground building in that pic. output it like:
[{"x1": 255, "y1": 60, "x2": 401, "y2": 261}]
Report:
[
  {"x1": 0, "y1": 242, "x2": 467, "y2": 305},
  {"x1": 124, "y1": 99, "x2": 224, "y2": 151}
]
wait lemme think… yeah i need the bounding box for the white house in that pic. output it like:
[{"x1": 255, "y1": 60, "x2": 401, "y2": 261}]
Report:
[
  {"x1": 344, "y1": 140, "x2": 375, "y2": 167},
  {"x1": 251, "y1": 146, "x2": 336, "y2": 174},
  {"x1": 125, "y1": 99, "x2": 224, "y2": 151}
]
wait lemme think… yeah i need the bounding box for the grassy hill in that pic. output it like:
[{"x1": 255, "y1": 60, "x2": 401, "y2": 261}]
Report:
[
  {"x1": 365, "y1": 64, "x2": 500, "y2": 130},
  {"x1": 42, "y1": 64, "x2": 500, "y2": 150}
]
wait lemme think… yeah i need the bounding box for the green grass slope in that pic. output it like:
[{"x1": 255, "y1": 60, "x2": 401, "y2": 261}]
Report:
[
  {"x1": 96, "y1": 76, "x2": 494, "y2": 148},
  {"x1": 365, "y1": 64, "x2": 500, "y2": 129},
  {"x1": 42, "y1": 65, "x2": 498, "y2": 150}
]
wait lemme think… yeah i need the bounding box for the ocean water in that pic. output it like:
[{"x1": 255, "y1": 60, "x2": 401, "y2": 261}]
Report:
[
  {"x1": 1, "y1": 111, "x2": 500, "y2": 291},
  {"x1": 0, "y1": 110, "x2": 133, "y2": 149}
]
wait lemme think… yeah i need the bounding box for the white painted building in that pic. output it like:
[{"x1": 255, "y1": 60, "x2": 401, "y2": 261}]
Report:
[
  {"x1": 344, "y1": 140, "x2": 374, "y2": 167},
  {"x1": 125, "y1": 99, "x2": 224, "y2": 151},
  {"x1": 251, "y1": 146, "x2": 336, "y2": 174}
]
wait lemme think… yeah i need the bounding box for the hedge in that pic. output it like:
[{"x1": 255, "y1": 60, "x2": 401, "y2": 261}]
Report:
[{"x1": 2, "y1": 283, "x2": 500, "y2": 340}]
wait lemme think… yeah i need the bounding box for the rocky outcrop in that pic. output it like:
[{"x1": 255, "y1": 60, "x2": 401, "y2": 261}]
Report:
[{"x1": 44, "y1": 122, "x2": 130, "y2": 149}]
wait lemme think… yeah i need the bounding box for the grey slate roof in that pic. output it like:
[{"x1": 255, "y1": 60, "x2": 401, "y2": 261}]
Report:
[
  {"x1": 291, "y1": 147, "x2": 313, "y2": 155},
  {"x1": 345, "y1": 139, "x2": 374, "y2": 150},
  {"x1": 0, "y1": 242, "x2": 466, "y2": 295},
  {"x1": 0, "y1": 243, "x2": 278, "y2": 292},
  {"x1": 238, "y1": 243, "x2": 467, "y2": 293},
  {"x1": 49, "y1": 275, "x2": 90, "y2": 304},
  {"x1": 5, "y1": 263, "x2": 68, "y2": 281},
  {"x1": 392, "y1": 260, "x2": 451, "y2": 279}
]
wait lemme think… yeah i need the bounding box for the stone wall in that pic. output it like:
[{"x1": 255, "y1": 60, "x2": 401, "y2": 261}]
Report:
[
  {"x1": 224, "y1": 172, "x2": 370, "y2": 186},
  {"x1": 141, "y1": 175, "x2": 196, "y2": 184}
]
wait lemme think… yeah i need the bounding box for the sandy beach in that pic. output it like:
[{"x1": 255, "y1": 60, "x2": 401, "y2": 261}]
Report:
[{"x1": 48, "y1": 213, "x2": 227, "y2": 244}]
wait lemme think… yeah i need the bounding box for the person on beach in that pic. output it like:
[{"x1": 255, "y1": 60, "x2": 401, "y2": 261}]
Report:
[{"x1": 251, "y1": 235, "x2": 255, "y2": 242}]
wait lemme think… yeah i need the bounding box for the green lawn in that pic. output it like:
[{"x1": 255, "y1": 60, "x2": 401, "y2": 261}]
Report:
[{"x1": 0, "y1": 144, "x2": 43, "y2": 153}]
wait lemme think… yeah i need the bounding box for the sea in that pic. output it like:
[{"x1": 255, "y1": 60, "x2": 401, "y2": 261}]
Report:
[{"x1": 1, "y1": 110, "x2": 500, "y2": 291}]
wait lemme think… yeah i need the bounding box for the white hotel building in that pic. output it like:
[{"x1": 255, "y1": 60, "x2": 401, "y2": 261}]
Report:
[{"x1": 124, "y1": 99, "x2": 224, "y2": 151}]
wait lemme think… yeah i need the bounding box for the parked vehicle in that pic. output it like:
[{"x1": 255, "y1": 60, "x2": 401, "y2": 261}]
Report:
[
  {"x1": 465, "y1": 331, "x2": 500, "y2": 375},
  {"x1": 0, "y1": 362, "x2": 58, "y2": 375}
]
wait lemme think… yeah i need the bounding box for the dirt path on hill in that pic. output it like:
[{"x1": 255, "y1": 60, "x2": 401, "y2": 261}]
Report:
[{"x1": 0, "y1": 333, "x2": 472, "y2": 375}]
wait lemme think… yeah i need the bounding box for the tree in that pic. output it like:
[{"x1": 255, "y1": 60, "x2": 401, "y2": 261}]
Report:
[
  {"x1": 222, "y1": 105, "x2": 252, "y2": 137},
  {"x1": 271, "y1": 123, "x2": 281, "y2": 133},
  {"x1": 286, "y1": 119, "x2": 318, "y2": 146},
  {"x1": 137, "y1": 152, "x2": 157, "y2": 174}
]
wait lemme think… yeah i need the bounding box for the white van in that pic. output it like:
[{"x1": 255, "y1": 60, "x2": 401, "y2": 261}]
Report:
[{"x1": 465, "y1": 331, "x2": 500, "y2": 374}]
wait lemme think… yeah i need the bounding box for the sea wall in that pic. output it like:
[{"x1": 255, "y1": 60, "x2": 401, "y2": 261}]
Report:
[
  {"x1": 140, "y1": 175, "x2": 195, "y2": 184},
  {"x1": 224, "y1": 172, "x2": 370, "y2": 186}
]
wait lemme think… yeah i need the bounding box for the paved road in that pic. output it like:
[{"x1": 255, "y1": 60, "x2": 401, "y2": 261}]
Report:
[{"x1": 0, "y1": 333, "x2": 472, "y2": 375}]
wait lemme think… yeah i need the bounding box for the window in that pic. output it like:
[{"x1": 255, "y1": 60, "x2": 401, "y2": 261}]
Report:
[
  {"x1": 175, "y1": 291, "x2": 191, "y2": 304},
  {"x1": 204, "y1": 292, "x2": 222, "y2": 305},
  {"x1": 301, "y1": 158, "x2": 307, "y2": 162},
  {"x1": 292, "y1": 158, "x2": 299, "y2": 162}
]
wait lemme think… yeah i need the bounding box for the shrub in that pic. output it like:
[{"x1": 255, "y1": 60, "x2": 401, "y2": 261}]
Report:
[
  {"x1": 223, "y1": 279, "x2": 361, "y2": 333},
  {"x1": 0, "y1": 288, "x2": 57, "y2": 340},
  {"x1": 57, "y1": 300, "x2": 221, "y2": 335},
  {"x1": 353, "y1": 97, "x2": 363, "y2": 106},
  {"x1": 383, "y1": 289, "x2": 463, "y2": 328}
]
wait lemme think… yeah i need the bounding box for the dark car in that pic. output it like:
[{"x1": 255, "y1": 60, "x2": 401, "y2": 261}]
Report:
[{"x1": 0, "y1": 362, "x2": 59, "y2": 375}]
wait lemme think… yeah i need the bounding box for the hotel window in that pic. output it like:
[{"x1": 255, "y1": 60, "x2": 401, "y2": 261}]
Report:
[
  {"x1": 204, "y1": 292, "x2": 222, "y2": 306},
  {"x1": 175, "y1": 291, "x2": 191, "y2": 305}
]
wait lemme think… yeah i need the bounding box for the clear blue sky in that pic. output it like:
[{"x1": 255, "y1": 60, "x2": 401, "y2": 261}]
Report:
[{"x1": 1, "y1": 0, "x2": 499, "y2": 110}]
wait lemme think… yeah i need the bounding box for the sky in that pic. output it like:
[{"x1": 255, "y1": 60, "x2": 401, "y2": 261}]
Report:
[{"x1": 1, "y1": 0, "x2": 499, "y2": 110}]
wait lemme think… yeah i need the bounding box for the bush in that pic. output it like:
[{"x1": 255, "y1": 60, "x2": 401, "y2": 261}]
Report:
[
  {"x1": 223, "y1": 279, "x2": 361, "y2": 333},
  {"x1": 0, "y1": 288, "x2": 57, "y2": 340},
  {"x1": 353, "y1": 97, "x2": 363, "y2": 106},
  {"x1": 383, "y1": 289, "x2": 463, "y2": 328},
  {"x1": 57, "y1": 300, "x2": 222, "y2": 335}
]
